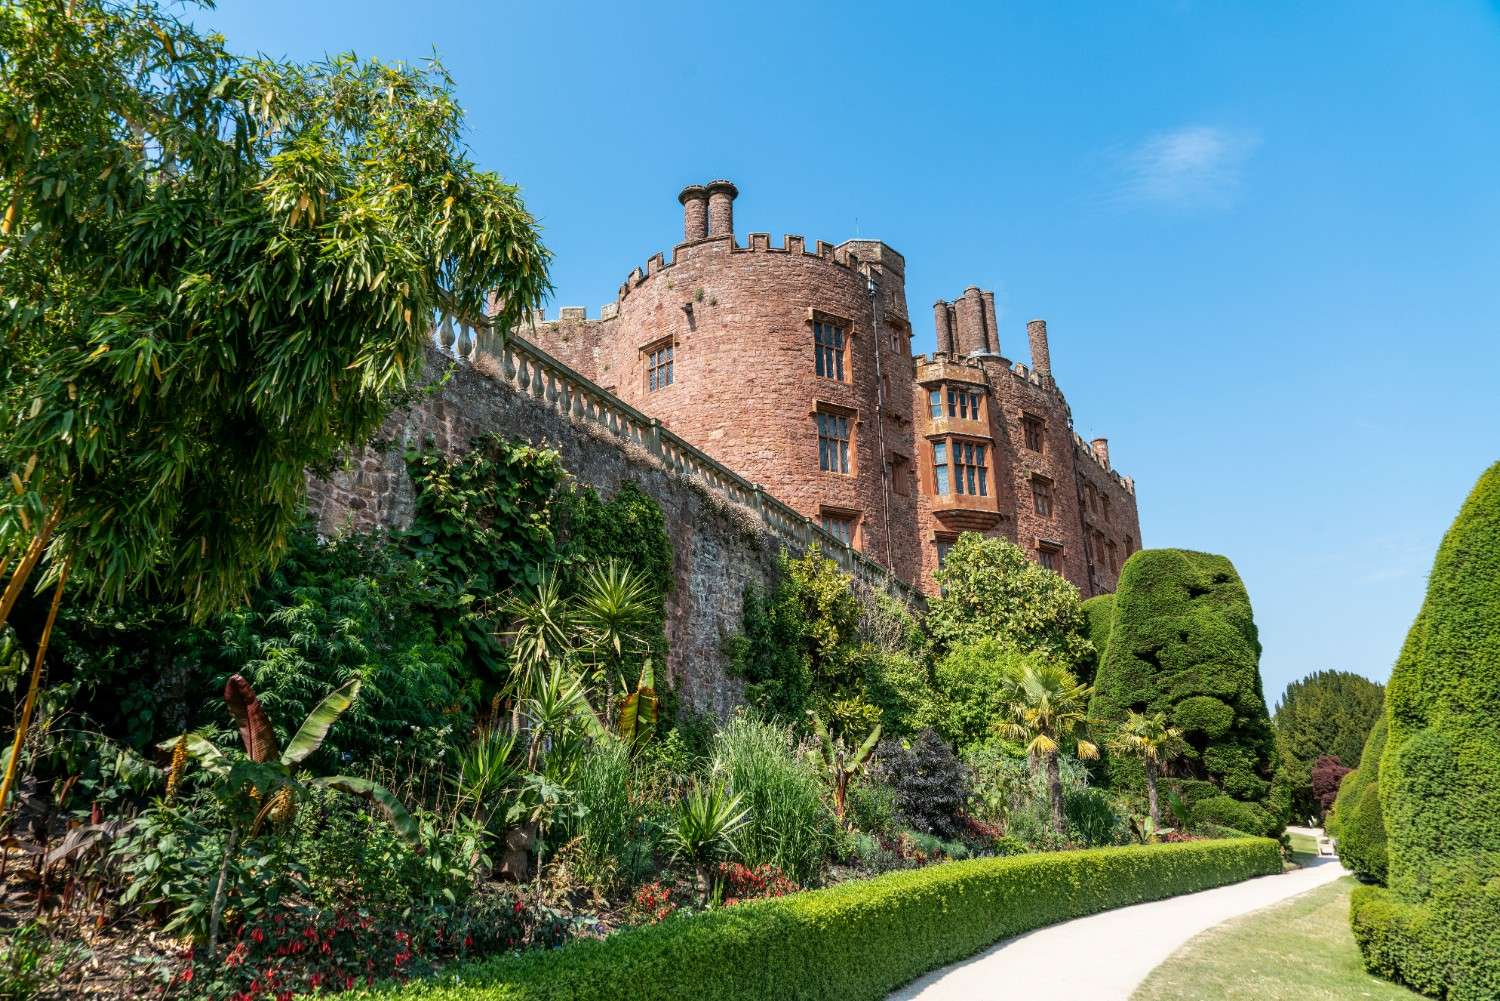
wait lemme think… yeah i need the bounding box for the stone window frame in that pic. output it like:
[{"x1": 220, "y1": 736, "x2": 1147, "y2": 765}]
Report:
[
  {"x1": 935, "y1": 435, "x2": 989, "y2": 497},
  {"x1": 642, "y1": 335, "x2": 675, "y2": 393},
  {"x1": 1037, "y1": 540, "x2": 1064, "y2": 573},
  {"x1": 813, "y1": 401, "x2": 857, "y2": 476},
  {"x1": 889, "y1": 451, "x2": 913, "y2": 496},
  {"x1": 1031, "y1": 474, "x2": 1054, "y2": 518},
  {"x1": 1022, "y1": 412, "x2": 1045, "y2": 452},
  {"x1": 817, "y1": 504, "x2": 862, "y2": 548},
  {"x1": 947, "y1": 386, "x2": 983, "y2": 421},
  {"x1": 807, "y1": 308, "x2": 854, "y2": 384}
]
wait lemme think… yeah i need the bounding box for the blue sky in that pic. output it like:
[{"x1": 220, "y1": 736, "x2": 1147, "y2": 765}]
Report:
[{"x1": 196, "y1": 1, "x2": 1500, "y2": 707}]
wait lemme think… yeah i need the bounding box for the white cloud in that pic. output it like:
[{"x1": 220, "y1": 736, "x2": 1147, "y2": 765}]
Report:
[{"x1": 1114, "y1": 126, "x2": 1260, "y2": 209}]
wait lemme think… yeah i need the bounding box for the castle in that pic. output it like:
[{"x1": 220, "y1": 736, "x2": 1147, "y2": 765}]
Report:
[{"x1": 524, "y1": 179, "x2": 1141, "y2": 597}]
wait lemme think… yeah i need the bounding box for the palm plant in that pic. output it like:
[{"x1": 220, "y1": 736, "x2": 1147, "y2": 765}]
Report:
[
  {"x1": 573, "y1": 559, "x2": 654, "y2": 665},
  {"x1": 1110, "y1": 711, "x2": 1190, "y2": 831},
  {"x1": 162, "y1": 674, "x2": 416, "y2": 954},
  {"x1": 994, "y1": 657, "x2": 1099, "y2": 835},
  {"x1": 806, "y1": 712, "x2": 881, "y2": 824},
  {"x1": 665, "y1": 781, "x2": 749, "y2": 903}
]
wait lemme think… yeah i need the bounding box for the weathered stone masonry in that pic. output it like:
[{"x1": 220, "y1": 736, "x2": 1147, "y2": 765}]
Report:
[
  {"x1": 307, "y1": 337, "x2": 917, "y2": 716},
  {"x1": 527, "y1": 180, "x2": 1142, "y2": 597}
]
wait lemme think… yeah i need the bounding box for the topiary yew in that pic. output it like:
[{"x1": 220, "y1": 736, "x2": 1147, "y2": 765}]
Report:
[
  {"x1": 1351, "y1": 462, "x2": 1500, "y2": 1000},
  {"x1": 1327, "y1": 713, "x2": 1388, "y2": 884},
  {"x1": 1088, "y1": 550, "x2": 1276, "y2": 825},
  {"x1": 1079, "y1": 593, "x2": 1115, "y2": 685}
]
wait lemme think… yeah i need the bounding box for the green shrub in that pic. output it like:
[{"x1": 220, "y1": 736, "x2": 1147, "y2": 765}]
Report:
[
  {"x1": 1064, "y1": 787, "x2": 1128, "y2": 847},
  {"x1": 1354, "y1": 462, "x2": 1500, "y2": 1000},
  {"x1": 845, "y1": 778, "x2": 899, "y2": 838},
  {"x1": 1192, "y1": 795, "x2": 1278, "y2": 838},
  {"x1": 356, "y1": 839, "x2": 1281, "y2": 1001},
  {"x1": 1327, "y1": 714, "x2": 1388, "y2": 883},
  {"x1": 926, "y1": 534, "x2": 1093, "y2": 666},
  {"x1": 928, "y1": 640, "x2": 1041, "y2": 750},
  {"x1": 1079, "y1": 593, "x2": 1115, "y2": 684},
  {"x1": 567, "y1": 737, "x2": 655, "y2": 894},
  {"x1": 710, "y1": 714, "x2": 837, "y2": 885},
  {"x1": 873, "y1": 730, "x2": 969, "y2": 840},
  {"x1": 1089, "y1": 549, "x2": 1276, "y2": 826}
]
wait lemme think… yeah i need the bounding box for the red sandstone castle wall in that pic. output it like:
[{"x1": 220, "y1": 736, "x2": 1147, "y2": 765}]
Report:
[
  {"x1": 526, "y1": 181, "x2": 1140, "y2": 598},
  {"x1": 527, "y1": 212, "x2": 922, "y2": 586}
]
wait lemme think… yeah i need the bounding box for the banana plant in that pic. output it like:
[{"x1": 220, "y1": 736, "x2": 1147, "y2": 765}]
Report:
[
  {"x1": 160, "y1": 674, "x2": 419, "y2": 955},
  {"x1": 161, "y1": 674, "x2": 417, "y2": 842},
  {"x1": 617, "y1": 658, "x2": 658, "y2": 745},
  {"x1": 806, "y1": 712, "x2": 882, "y2": 824}
]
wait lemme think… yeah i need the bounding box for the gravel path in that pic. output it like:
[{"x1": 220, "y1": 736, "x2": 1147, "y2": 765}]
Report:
[{"x1": 888, "y1": 857, "x2": 1348, "y2": 1001}]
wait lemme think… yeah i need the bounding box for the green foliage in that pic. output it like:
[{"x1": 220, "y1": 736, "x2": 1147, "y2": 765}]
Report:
[
  {"x1": 1270, "y1": 670, "x2": 1384, "y2": 823},
  {"x1": 0, "y1": 0, "x2": 549, "y2": 613},
  {"x1": 0, "y1": 920, "x2": 84, "y2": 999},
  {"x1": 1191, "y1": 795, "x2": 1279, "y2": 839},
  {"x1": 709, "y1": 714, "x2": 837, "y2": 885},
  {"x1": 402, "y1": 435, "x2": 570, "y2": 682},
  {"x1": 1079, "y1": 593, "x2": 1116, "y2": 684},
  {"x1": 730, "y1": 546, "x2": 921, "y2": 736},
  {"x1": 928, "y1": 640, "x2": 1038, "y2": 750},
  {"x1": 1327, "y1": 714, "x2": 1388, "y2": 884},
  {"x1": 665, "y1": 781, "x2": 748, "y2": 900},
  {"x1": 1357, "y1": 462, "x2": 1500, "y2": 1000},
  {"x1": 926, "y1": 534, "x2": 1094, "y2": 667},
  {"x1": 568, "y1": 737, "x2": 655, "y2": 894},
  {"x1": 354, "y1": 840, "x2": 1283, "y2": 1001},
  {"x1": 1089, "y1": 549, "x2": 1276, "y2": 825}
]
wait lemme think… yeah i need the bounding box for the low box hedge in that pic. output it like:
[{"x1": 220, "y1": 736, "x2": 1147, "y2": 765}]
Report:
[{"x1": 357, "y1": 838, "x2": 1281, "y2": 1001}]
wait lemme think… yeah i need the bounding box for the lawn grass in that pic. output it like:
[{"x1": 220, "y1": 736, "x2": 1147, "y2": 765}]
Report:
[{"x1": 1131, "y1": 876, "x2": 1423, "y2": 1001}]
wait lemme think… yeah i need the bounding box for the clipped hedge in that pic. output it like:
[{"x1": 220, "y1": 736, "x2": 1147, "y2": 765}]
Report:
[
  {"x1": 1089, "y1": 550, "x2": 1276, "y2": 821},
  {"x1": 1353, "y1": 461, "x2": 1500, "y2": 1000},
  {"x1": 1327, "y1": 714, "x2": 1388, "y2": 884},
  {"x1": 358, "y1": 839, "x2": 1280, "y2": 1001},
  {"x1": 1080, "y1": 592, "x2": 1115, "y2": 684}
]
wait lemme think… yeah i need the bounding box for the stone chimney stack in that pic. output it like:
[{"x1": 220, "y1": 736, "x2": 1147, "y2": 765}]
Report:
[
  {"x1": 706, "y1": 179, "x2": 738, "y2": 238},
  {"x1": 1027, "y1": 319, "x2": 1052, "y2": 377},
  {"x1": 1091, "y1": 438, "x2": 1110, "y2": 468},
  {"x1": 679, "y1": 184, "x2": 708, "y2": 242},
  {"x1": 981, "y1": 290, "x2": 999, "y2": 354},
  {"x1": 933, "y1": 301, "x2": 954, "y2": 354},
  {"x1": 955, "y1": 286, "x2": 987, "y2": 356}
]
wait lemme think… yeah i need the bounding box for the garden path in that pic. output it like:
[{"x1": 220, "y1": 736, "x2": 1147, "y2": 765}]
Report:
[{"x1": 887, "y1": 855, "x2": 1347, "y2": 1001}]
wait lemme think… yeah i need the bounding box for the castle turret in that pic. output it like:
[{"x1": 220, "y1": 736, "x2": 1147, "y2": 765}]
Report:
[
  {"x1": 707, "y1": 179, "x2": 737, "y2": 238},
  {"x1": 679, "y1": 184, "x2": 708, "y2": 242},
  {"x1": 1027, "y1": 318, "x2": 1052, "y2": 377}
]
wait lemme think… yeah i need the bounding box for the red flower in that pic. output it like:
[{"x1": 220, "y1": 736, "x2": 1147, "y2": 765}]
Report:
[
  {"x1": 251, "y1": 927, "x2": 265, "y2": 944},
  {"x1": 513, "y1": 900, "x2": 524, "y2": 914},
  {"x1": 178, "y1": 966, "x2": 194, "y2": 984}
]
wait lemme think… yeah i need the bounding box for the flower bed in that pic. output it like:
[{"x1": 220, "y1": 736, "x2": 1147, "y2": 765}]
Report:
[{"x1": 352, "y1": 837, "x2": 1281, "y2": 1001}]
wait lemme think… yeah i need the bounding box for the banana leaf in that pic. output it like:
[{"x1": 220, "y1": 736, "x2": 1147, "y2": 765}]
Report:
[
  {"x1": 224, "y1": 674, "x2": 279, "y2": 763},
  {"x1": 282, "y1": 678, "x2": 361, "y2": 766},
  {"x1": 310, "y1": 775, "x2": 419, "y2": 845},
  {"x1": 618, "y1": 659, "x2": 657, "y2": 744},
  {"x1": 156, "y1": 733, "x2": 230, "y2": 778}
]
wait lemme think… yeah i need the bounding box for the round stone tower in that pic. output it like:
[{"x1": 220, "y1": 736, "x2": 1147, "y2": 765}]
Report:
[{"x1": 570, "y1": 181, "x2": 921, "y2": 585}]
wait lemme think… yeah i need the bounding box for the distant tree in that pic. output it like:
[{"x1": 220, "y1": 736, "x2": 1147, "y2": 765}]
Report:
[
  {"x1": 1270, "y1": 670, "x2": 1384, "y2": 822},
  {"x1": 1310, "y1": 755, "x2": 1352, "y2": 814},
  {"x1": 927, "y1": 533, "x2": 1093, "y2": 669},
  {"x1": 0, "y1": 0, "x2": 549, "y2": 808}
]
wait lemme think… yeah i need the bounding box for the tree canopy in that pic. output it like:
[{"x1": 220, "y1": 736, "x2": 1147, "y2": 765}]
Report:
[
  {"x1": 926, "y1": 533, "x2": 1092, "y2": 668},
  {"x1": 1270, "y1": 669, "x2": 1384, "y2": 822},
  {"x1": 0, "y1": 0, "x2": 550, "y2": 616}
]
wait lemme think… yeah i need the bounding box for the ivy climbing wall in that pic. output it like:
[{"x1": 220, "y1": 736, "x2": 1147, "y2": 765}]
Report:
[{"x1": 306, "y1": 346, "x2": 790, "y2": 716}]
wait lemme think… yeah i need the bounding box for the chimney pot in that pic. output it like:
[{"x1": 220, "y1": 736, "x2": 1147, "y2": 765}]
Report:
[
  {"x1": 678, "y1": 184, "x2": 709, "y2": 242},
  {"x1": 706, "y1": 179, "x2": 738, "y2": 238}
]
